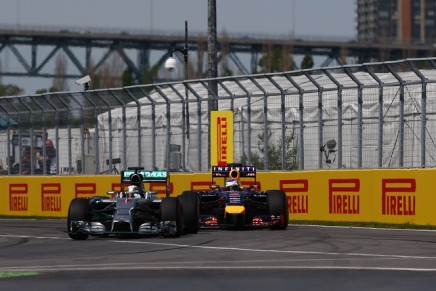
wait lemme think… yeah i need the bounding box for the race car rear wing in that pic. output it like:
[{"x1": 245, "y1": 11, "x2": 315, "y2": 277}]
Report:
[
  {"x1": 121, "y1": 169, "x2": 168, "y2": 183},
  {"x1": 211, "y1": 165, "x2": 256, "y2": 179},
  {"x1": 120, "y1": 167, "x2": 170, "y2": 197}
]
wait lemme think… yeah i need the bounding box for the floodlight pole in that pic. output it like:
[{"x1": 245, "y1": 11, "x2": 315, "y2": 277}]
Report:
[
  {"x1": 208, "y1": 0, "x2": 218, "y2": 111},
  {"x1": 169, "y1": 21, "x2": 188, "y2": 83},
  {"x1": 167, "y1": 20, "x2": 189, "y2": 171},
  {"x1": 208, "y1": 0, "x2": 218, "y2": 170}
]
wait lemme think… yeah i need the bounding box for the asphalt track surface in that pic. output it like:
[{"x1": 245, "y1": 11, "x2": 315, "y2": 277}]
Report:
[{"x1": 1, "y1": 220, "x2": 436, "y2": 290}]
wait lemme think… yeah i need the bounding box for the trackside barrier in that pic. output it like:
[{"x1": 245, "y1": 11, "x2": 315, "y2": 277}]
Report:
[{"x1": 0, "y1": 168, "x2": 434, "y2": 225}]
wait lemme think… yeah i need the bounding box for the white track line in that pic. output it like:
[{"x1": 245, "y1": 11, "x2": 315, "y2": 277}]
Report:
[
  {"x1": 2, "y1": 265, "x2": 436, "y2": 272},
  {"x1": 2, "y1": 233, "x2": 436, "y2": 262},
  {"x1": 113, "y1": 239, "x2": 436, "y2": 260}
]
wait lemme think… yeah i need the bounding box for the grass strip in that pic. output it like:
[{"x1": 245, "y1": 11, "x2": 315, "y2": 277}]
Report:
[{"x1": 0, "y1": 272, "x2": 40, "y2": 278}]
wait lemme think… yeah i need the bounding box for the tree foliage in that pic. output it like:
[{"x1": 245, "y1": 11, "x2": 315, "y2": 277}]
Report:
[
  {"x1": 219, "y1": 30, "x2": 234, "y2": 77},
  {"x1": 122, "y1": 67, "x2": 135, "y2": 86},
  {"x1": 35, "y1": 87, "x2": 58, "y2": 94},
  {"x1": 258, "y1": 45, "x2": 294, "y2": 73},
  {"x1": 0, "y1": 83, "x2": 23, "y2": 96},
  {"x1": 94, "y1": 52, "x2": 126, "y2": 88},
  {"x1": 300, "y1": 53, "x2": 314, "y2": 70},
  {"x1": 52, "y1": 53, "x2": 68, "y2": 91},
  {"x1": 240, "y1": 127, "x2": 298, "y2": 170},
  {"x1": 142, "y1": 64, "x2": 160, "y2": 85}
]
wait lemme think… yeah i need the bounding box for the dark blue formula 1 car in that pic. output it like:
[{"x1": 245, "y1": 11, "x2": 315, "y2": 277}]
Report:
[
  {"x1": 67, "y1": 167, "x2": 199, "y2": 240},
  {"x1": 182, "y1": 164, "x2": 288, "y2": 230}
]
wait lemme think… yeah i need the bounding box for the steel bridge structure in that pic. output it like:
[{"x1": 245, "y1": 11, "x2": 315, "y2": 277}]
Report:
[{"x1": 1, "y1": 25, "x2": 436, "y2": 86}]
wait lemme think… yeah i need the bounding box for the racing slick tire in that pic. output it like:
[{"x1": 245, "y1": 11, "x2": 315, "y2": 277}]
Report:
[
  {"x1": 180, "y1": 191, "x2": 200, "y2": 234},
  {"x1": 161, "y1": 197, "x2": 183, "y2": 237},
  {"x1": 267, "y1": 190, "x2": 289, "y2": 230},
  {"x1": 67, "y1": 198, "x2": 91, "y2": 240}
]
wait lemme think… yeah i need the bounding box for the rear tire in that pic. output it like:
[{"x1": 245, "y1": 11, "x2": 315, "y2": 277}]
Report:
[
  {"x1": 180, "y1": 191, "x2": 200, "y2": 234},
  {"x1": 267, "y1": 190, "x2": 289, "y2": 230},
  {"x1": 161, "y1": 197, "x2": 183, "y2": 237},
  {"x1": 67, "y1": 198, "x2": 91, "y2": 240}
]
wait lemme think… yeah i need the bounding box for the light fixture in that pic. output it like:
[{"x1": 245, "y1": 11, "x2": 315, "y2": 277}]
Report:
[{"x1": 164, "y1": 21, "x2": 189, "y2": 172}]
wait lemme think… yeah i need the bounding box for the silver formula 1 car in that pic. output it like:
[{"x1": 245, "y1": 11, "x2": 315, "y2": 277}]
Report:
[
  {"x1": 67, "y1": 167, "x2": 199, "y2": 240},
  {"x1": 182, "y1": 164, "x2": 289, "y2": 230}
]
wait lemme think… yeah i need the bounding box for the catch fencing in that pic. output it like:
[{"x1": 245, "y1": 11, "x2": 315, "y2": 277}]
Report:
[{"x1": 1, "y1": 57, "x2": 436, "y2": 175}]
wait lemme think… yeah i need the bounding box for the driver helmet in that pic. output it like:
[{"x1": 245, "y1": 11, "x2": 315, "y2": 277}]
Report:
[
  {"x1": 126, "y1": 185, "x2": 141, "y2": 198},
  {"x1": 226, "y1": 179, "x2": 240, "y2": 190}
]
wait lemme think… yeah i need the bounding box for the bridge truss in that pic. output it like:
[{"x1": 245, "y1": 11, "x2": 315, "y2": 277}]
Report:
[{"x1": 1, "y1": 25, "x2": 436, "y2": 87}]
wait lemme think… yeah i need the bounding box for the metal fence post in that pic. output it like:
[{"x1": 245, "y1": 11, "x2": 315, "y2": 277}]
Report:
[
  {"x1": 343, "y1": 66, "x2": 364, "y2": 168},
  {"x1": 323, "y1": 69, "x2": 343, "y2": 169},
  {"x1": 385, "y1": 63, "x2": 405, "y2": 168},
  {"x1": 406, "y1": 59, "x2": 427, "y2": 167}
]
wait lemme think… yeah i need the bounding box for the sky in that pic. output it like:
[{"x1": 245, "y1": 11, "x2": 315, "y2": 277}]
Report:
[{"x1": 0, "y1": 0, "x2": 356, "y2": 94}]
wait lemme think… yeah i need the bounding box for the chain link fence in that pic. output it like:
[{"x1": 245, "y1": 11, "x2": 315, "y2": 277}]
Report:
[{"x1": 1, "y1": 57, "x2": 436, "y2": 175}]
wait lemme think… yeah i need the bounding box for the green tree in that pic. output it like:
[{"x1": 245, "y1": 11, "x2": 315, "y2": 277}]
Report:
[
  {"x1": 258, "y1": 46, "x2": 295, "y2": 73},
  {"x1": 300, "y1": 53, "x2": 314, "y2": 70},
  {"x1": 142, "y1": 64, "x2": 160, "y2": 84},
  {"x1": 220, "y1": 30, "x2": 233, "y2": 77},
  {"x1": 52, "y1": 53, "x2": 68, "y2": 91},
  {"x1": 35, "y1": 87, "x2": 58, "y2": 94},
  {"x1": 122, "y1": 67, "x2": 135, "y2": 86},
  {"x1": 94, "y1": 52, "x2": 125, "y2": 89},
  {"x1": 90, "y1": 74, "x2": 101, "y2": 90},
  {"x1": 0, "y1": 84, "x2": 23, "y2": 96},
  {"x1": 0, "y1": 61, "x2": 23, "y2": 95},
  {"x1": 240, "y1": 127, "x2": 298, "y2": 170}
]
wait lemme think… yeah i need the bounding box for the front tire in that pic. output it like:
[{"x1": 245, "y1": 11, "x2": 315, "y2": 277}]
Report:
[
  {"x1": 180, "y1": 191, "x2": 200, "y2": 234},
  {"x1": 67, "y1": 198, "x2": 91, "y2": 240},
  {"x1": 267, "y1": 190, "x2": 289, "y2": 230},
  {"x1": 161, "y1": 197, "x2": 183, "y2": 237}
]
